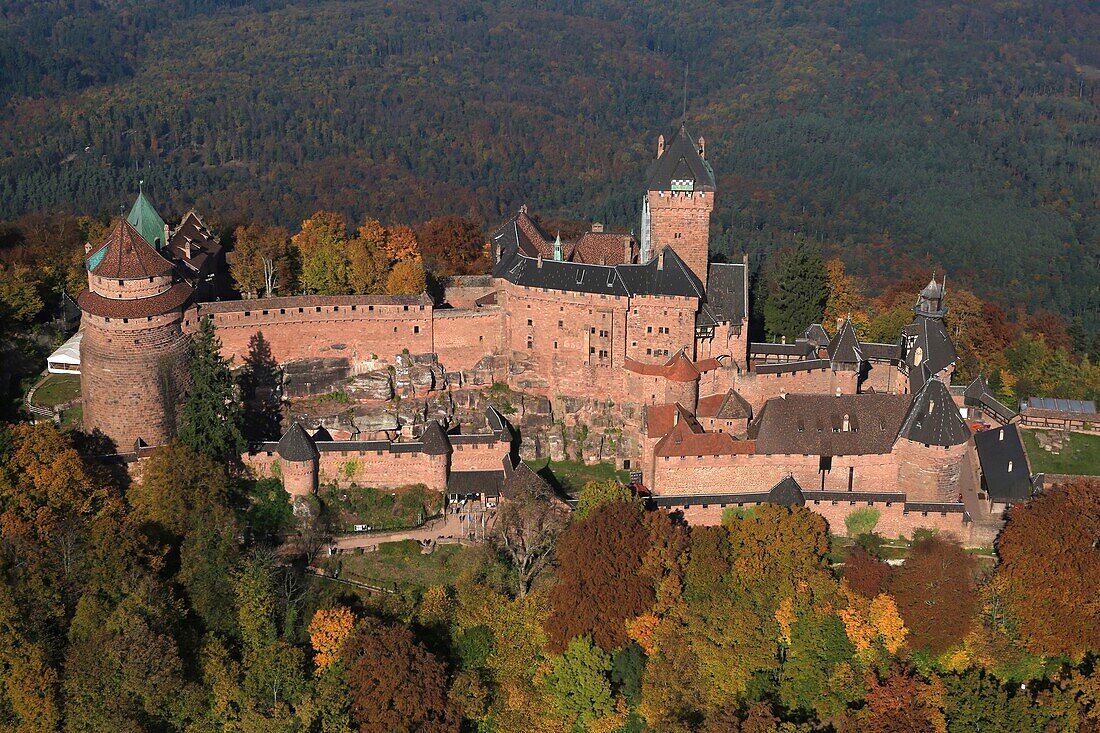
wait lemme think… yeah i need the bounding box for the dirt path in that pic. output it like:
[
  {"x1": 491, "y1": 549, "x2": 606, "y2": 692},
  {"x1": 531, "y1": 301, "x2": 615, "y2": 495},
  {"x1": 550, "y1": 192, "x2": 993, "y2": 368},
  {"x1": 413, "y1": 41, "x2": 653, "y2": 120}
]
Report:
[{"x1": 328, "y1": 510, "x2": 495, "y2": 553}]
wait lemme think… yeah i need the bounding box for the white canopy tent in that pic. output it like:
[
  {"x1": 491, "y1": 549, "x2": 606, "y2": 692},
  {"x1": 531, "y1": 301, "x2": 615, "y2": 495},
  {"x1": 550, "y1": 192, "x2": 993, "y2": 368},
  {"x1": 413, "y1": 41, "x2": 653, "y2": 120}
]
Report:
[{"x1": 47, "y1": 331, "x2": 82, "y2": 374}]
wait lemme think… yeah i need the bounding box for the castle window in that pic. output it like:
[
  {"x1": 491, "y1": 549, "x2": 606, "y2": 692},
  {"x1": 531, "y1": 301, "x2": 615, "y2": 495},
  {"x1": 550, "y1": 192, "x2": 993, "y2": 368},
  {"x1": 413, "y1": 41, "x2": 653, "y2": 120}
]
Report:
[
  {"x1": 316, "y1": 307, "x2": 321, "y2": 312},
  {"x1": 280, "y1": 309, "x2": 285, "y2": 315},
  {"x1": 394, "y1": 327, "x2": 398, "y2": 333},
  {"x1": 527, "y1": 338, "x2": 533, "y2": 349},
  {"x1": 632, "y1": 341, "x2": 637, "y2": 347},
  {"x1": 554, "y1": 341, "x2": 558, "y2": 349},
  {"x1": 369, "y1": 305, "x2": 374, "y2": 311},
  {"x1": 404, "y1": 306, "x2": 409, "y2": 311},
  {"x1": 527, "y1": 319, "x2": 533, "y2": 326},
  {"x1": 262, "y1": 310, "x2": 269, "y2": 315},
  {"x1": 646, "y1": 349, "x2": 652, "y2": 355},
  {"x1": 479, "y1": 336, "x2": 483, "y2": 342},
  {"x1": 245, "y1": 311, "x2": 251, "y2": 317},
  {"x1": 590, "y1": 347, "x2": 596, "y2": 354},
  {"x1": 351, "y1": 305, "x2": 356, "y2": 311},
  {"x1": 333, "y1": 306, "x2": 339, "y2": 312},
  {"x1": 149, "y1": 276, "x2": 154, "y2": 283},
  {"x1": 558, "y1": 320, "x2": 563, "y2": 328},
  {"x1": 122, "y1": 318, "x2": 128, "y2": 323},
  {"x1": 298, "y1": 308, "x2": 304, "y2": 313},
  {"x1": 590, "y1": 327, "x2": 596, "y2": 334},
  {"x1": 647, "y1": 326, "x2": 653, "y2": 333},
  {"x1": 118, "y1": 280, "x2": 124, "y2": 286},
  {"x1": 413, "y1": 326, "x2": 420, "y2": 334},
  {"x1": 147, "y1": 316, "x2": 152, "y2": 321}
]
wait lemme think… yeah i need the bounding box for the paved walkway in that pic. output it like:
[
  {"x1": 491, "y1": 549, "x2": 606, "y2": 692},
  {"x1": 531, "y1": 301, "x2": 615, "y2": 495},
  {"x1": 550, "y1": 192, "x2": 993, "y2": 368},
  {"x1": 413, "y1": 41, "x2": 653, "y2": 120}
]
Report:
[{"x1": 327, "y1": 510, "x2": 495, "y2": 553}]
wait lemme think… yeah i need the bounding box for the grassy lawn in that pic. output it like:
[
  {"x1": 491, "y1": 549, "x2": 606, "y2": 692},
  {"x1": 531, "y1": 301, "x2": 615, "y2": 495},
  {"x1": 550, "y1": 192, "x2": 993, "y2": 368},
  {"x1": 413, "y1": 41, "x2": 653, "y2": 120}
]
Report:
[
  {"x1": 32, "y1": 374, "x2": 81, "y2": 408},
  {"x1": 526, "y1": 458, "x2": 629, "y2": 495},
  {"x1": 334, "y1": 540, "x2": 470, "y2": 590},
  {"x1": 1020, "y1": 429, "x2": 1100, "y2": 476},
  {"x1": 60, "y1": 405, "x2": 83, "y2": 428},
  {"x1": 321, "y1": 483, "x2": 442, "y2": 533}
]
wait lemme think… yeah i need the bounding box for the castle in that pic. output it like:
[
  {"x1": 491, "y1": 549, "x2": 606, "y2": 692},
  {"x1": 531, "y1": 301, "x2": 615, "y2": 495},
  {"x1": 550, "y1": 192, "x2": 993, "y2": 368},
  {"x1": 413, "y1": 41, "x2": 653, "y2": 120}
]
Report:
[{"x1": 78, "y1": 125, "x2": 1026, "y2": 543}]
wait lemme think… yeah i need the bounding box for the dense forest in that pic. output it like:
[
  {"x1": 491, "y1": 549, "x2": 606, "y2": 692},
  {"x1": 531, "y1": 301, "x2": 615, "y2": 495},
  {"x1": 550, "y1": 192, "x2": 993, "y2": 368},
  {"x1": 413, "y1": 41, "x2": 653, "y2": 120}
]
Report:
[
  {"x1": 1, "y1": 411, "x2": 1099, "y2": 731},
  {"x1": 0, "y1": 0, "x2": 1097, "y2": 336}
]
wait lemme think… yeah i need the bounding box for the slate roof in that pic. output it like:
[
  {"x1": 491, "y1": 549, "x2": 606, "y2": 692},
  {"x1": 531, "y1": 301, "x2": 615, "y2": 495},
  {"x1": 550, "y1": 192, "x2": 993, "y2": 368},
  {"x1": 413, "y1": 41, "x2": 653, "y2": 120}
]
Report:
[
  {"x1": 168, "y1": 210, "x2": 222, "y2": 273},
  {"x1": 974, "y1": 425, "x2": 1032, "y2": 503},
  {"x1": 419, "y1": 421, "x2": 453, "y2": 455},
  {"x1": 801, "y1": 324, "x2": 830, "y2": 349},
  {"x1": 88, "y1": 219, "x2": 175, "y2": 279},
  {"x1": 127, "y1": 190, "x2": 168, "y2": 249},
  {"x1": 768, "y1": 476, "x2": 806, "y2": 507},
  {"x1": 697, "y1": 389, "x2": 752, "y2": 421},
  {"x1": 752, "y1": 393, "x2": 912, "y2": 456},
  {"x1": 705, "y1": 262, "x2": 747, "y2": 323},
  {"x1": 827, "y1": 320, "x2": 863, "y2": 364},
  {"x1": 963, "y1": 376, "x2": 1018, "y2": 424},
  {"x1": 311, "y1": 426, "x2": 334, "y2": 442},
  {"x1": 861, "y1": 342, "x2": 904, "y2": 362},
  {"x1": 897, "y1": 378, "x2": 972, "y2": 447},
  {"x1": 755, "y1": 359, "x2": 831, "y2": 375},
  {"x1": 645, "y1": 124, "x2": 716, "y2": 192},
  {"x1": 277, "y1": 423, "x2": 320, "y2": 461},
  {"x1": 905, "y1": 314, "x2": 957, "y2": 381},
  {"x1": 447, "y1": 470, "x2": 505, "y2": 498},
  {"x1": 750, "y1": 342, "x2": 817, "y2": 358}
]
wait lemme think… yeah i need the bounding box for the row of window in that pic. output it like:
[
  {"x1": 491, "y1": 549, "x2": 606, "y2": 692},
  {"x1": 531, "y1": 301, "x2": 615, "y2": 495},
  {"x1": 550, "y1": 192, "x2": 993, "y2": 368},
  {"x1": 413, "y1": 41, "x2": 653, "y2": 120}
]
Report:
[{"x1": 240, "y1": 303, "x2": 423, "y2": 317}]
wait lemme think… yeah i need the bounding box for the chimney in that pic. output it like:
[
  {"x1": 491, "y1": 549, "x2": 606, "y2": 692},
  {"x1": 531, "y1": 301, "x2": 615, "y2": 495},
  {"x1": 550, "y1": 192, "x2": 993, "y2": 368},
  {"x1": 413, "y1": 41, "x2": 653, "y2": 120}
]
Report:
[
  {"x1": 624, "y1": 237, "x2": 632, "y2": 264},
  {"x1": 162, "y1": 223, "x2": 169, "y2": 250},
  {"x1": 591, "y1": 222, "x2": 604, "y2": 233},
  {"x1": 698, "y1": 135, "x2": 706, "y2": 159},
  {"x1": 842, "y1": 413, "x2": 850, "y2": 432},
  {"x1": 657, "y1": 134, "x2": 665, "y2": 158},
  {"x1": 657, "y1": 250, "x2": 664, "y2": 271}
]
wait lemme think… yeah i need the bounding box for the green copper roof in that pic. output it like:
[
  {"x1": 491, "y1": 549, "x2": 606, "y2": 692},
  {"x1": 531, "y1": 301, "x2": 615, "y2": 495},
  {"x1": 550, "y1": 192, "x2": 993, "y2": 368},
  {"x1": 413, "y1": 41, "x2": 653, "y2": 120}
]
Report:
[{"x1": 127, "y1": 190, "x2": 167, "y2": 249}]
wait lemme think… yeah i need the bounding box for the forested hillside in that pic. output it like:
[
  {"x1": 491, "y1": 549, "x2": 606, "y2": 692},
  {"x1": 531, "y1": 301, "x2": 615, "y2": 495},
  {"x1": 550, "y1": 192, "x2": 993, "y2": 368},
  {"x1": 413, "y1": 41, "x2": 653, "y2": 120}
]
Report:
[{"x1": 1, "y1": 0, "x2": 1097, "y2": 333}]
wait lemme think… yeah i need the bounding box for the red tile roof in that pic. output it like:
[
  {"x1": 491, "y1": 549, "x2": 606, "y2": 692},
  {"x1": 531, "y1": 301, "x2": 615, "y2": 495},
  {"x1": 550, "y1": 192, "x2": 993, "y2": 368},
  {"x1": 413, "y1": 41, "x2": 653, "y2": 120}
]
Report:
[
  {"x1": 570, "y1": 232, "x2": 635, "y2": 265},
  {"x1": 78, "y1": 282, "x2": 192, "y2": 318},
  {"x1": 89, "y1": 220, "x2": 174, "y2": 279},
  {"x1": 625, "y1": 349, "x2": 702, "y2": 382}
]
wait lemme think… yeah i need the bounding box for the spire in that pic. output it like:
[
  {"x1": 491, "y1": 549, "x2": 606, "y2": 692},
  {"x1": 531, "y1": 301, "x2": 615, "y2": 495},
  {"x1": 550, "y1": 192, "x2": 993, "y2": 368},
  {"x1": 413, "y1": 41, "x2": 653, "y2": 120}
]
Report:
[
  {"x1": 553, "y1": 231, "x2": 563, "y2": 261},
  {"x1": 127, "y1": 185, "x2": 168, "y2": 250}
]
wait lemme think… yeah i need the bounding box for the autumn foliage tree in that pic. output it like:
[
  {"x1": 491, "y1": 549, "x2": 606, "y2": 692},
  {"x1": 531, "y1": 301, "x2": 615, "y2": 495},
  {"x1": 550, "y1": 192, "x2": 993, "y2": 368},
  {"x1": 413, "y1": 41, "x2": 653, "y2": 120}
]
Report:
[
  {"x1": 995, "y1": 478, "x2": 1100, "y2": 660},
  {"x1": 887, "y1": 536, "x2": 981, "y2": 655},
  {"x1": 386, "y1": 258, "x2": 427, "y2": 295},
  {"x1": 309, "y1": 607, "x2": 356, "y2": 672},
  {"x1": 342, "y1": 620, "x2": 458, "y2": 733},
  {"x1": 419, "y1": 215, "x2": 486, "y2": 275},
  {"x1": 546, "y1": 500, "x2": 659, "y2": 652},
  {"x1": 843, "y1": 545, "x2": 893, "y2": 598},
  {"x1": 231, "y1": 223, "x2": 292, "y2": 297}
]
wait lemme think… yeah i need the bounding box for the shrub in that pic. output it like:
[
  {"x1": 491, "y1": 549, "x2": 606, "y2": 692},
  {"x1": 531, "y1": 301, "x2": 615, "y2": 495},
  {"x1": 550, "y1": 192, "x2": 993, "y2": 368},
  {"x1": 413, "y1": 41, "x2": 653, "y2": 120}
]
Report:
[{"x1": 844, "y1": 507, "x2": 880, "y2": 537}]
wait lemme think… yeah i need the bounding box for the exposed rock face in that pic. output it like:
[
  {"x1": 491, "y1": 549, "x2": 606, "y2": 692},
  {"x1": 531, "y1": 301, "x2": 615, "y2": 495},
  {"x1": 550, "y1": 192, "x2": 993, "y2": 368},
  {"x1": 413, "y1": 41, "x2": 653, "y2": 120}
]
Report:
[
  {"x1": 283, "y1": 358, "x2": 352, "y2": 398},
  {"x1": 346, "y1": 369, "x2": 394, "y2": 400},
  {"x1": 395, "y1": 352, "x2": 446, "y2": 395}
]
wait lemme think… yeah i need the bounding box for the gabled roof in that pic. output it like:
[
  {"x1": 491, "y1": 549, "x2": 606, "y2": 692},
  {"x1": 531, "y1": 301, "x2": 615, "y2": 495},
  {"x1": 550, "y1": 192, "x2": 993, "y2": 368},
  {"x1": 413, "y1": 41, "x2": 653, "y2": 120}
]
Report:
[
  {"x1": 277, "y1": 423, "x2": 319, "y2": 461},
  {"x1": 652, "y1": 403, "x2": 757, "y2": 457},
  {"x1": 768, "y1": 476, "x2": 806, "y2": 507},
  {"x1": 168, "y1": 209, "x2": 222, "y2": 272},
  {"x1": 828, "y1": 320, "x2": 863, "y2": 365},
  {"x1": 801, "y1": 324, "x2": 830, "y2": 349},
  {"x1": 963, "y1": 376, "x2": 1018, "y2": 424},
  {"x1": 697, "y1": 389, "x2": 752, "y2": 421},
  {"x1": 646, "y1": 124, "x2": 716, "y2": 192},
  {"x1": 897, "y1": 378, "x2": 971, "y2": 447},
  {"x1": 664, "y1": 349, "x2": 700, "y2": 382},
  {"x1": 311, "y1": 426, "x2": 334, "y2": 442},
  {"x1": 904, "y1": 314, "x2": 957, "y2": 380},
  {"x1": 974, "y1": 425, "x2": 1032, "y2": 503},
  {"x1": 615, "y1": 246, "x2": 706, "y2": 299},
  {"x1": 752, "y1": 393, "x2": 912, "y2": 456},
  {"x1": 127, "y1": 190, "x2": 167, "y2": 249},
  {"x1": 87, "y1": 219, "x2": 175, "y2": 279},
  {"x1": 419, "y1": 420, "x2": 453, "y2": 455},
  {"x1": 705, "y1": 262, "x2": 747, "y2": 323}
]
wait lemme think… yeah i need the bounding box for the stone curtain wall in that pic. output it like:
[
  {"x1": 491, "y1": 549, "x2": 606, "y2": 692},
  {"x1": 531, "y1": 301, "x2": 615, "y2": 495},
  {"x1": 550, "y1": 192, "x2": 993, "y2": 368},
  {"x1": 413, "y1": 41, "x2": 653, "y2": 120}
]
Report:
[
  {"x1": 433, "y1": 308, "x2": 506, "y2": 372},
  {"x1": 677, "y1": 499, "x2": 971, "y2": 543},
  {"x1": 735, "y1": 369, "x2": 860, "y2": 414}
]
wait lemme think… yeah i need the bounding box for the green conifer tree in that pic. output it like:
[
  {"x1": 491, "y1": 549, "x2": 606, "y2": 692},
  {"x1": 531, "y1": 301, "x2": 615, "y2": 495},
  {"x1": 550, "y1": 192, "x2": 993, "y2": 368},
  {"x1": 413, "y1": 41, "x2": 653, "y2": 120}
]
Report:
[
  {"x1": 763, "y1": 241, "x2": 828, "y2": 341},
  {"x1": 179, "y1": 318, "x2": 246, "y2": 463}
]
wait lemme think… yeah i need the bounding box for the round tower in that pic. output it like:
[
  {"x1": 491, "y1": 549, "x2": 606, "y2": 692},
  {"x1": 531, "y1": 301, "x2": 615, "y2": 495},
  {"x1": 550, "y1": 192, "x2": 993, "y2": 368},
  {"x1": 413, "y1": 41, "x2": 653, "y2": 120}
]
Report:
[
  {"x1": 78, "y1": 219, "x2": 193, "y2": 451},
  {"x1": 276, "y1": 423, "x2": 319, "y2": 496}
]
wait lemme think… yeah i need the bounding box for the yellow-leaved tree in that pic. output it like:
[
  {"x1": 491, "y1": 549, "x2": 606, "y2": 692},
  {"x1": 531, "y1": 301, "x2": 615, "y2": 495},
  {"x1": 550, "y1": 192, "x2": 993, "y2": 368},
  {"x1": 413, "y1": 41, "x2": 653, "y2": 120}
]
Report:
[{"x1": 308, "y1": 606, "x2": 356, "y2": 673}]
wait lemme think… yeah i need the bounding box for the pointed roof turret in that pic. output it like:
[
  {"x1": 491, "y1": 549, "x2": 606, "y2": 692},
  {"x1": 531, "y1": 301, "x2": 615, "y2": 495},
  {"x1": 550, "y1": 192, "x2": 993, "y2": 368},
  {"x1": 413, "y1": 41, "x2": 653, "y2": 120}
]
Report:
[
  {"x1": 828, "y1": 319, "x2": 863, "y2": 366},
  {"x1": 553, "y1": 231, "x2": 563, "y2": 261},
  {"x1": 646, "y1": 123, "x2": 715, "y2": 192},
  {"x1": 276, "y1": 423, "x2": 320, "y2": 461},
  {"x1": 127, "y1": 186, "x2": 168, "y2": 250},
  {"x1": 87, "y1": 219, "x2": 174, "y2": 279},
  {"x1": 767, "y1": 476, "x2": 806, "y2": 507},
  {"x1": 419, "y1": 420, "x2": 453, "y2": 455},
  {"x1": 914, "y1": 274, "x2": 947, "y2": 318},
  {"x1": 897, "y1": 378, "x2": 971, "y2": 447}
]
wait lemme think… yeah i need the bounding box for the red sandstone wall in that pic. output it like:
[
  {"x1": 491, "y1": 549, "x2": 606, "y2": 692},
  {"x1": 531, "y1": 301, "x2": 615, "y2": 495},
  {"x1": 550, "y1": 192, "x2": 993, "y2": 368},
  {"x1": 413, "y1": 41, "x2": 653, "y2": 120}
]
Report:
[
  {"x1": 315, "y1": 450, "x2": 448, "y2": 491},
  {"x1": 736, "y1": 368, "x2": 859, "y2": 414},
  {"x1": 433, "y1": 308, "x2": 505, "y2": 372},
  {"x1": 281, "y1": 458, "x2": 317, "y2": 497},
  {"x1": 647, "y1": 191, "x2": 713, "y2": 285},
  {"x1": 894, "y1": 438, "x2": 970, "y2": 503},
  {"x1": 650, "y1": 451, "x2": 901, "y2": 495},
  {"x1": 186, "y1": 300, "x2": 433, "y2": 368},
  {"x1": 675, "y1": 499, "x2": 971, "y2": 544},
  {"x1": 625, "y1": 297, "x2": 699, "y2": 362},
  {"x1": 451, "y1": 441, "x2": 508, "y2": 471},
  {"x1": 81, "y1": 314, "x2": 192, "y2": 451}
]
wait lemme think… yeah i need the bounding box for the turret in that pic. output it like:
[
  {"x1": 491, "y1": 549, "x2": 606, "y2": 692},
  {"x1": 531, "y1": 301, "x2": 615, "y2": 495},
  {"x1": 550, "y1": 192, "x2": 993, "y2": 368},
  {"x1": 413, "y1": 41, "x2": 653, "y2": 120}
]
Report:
[
  {"x1": 642, "y1": 123, "x2": 715, "y2": 287},
  {"x1": 78, "y1": 218, "x2": 193, "y2": 450},
  {"x1": 276, "y1": 423, "x2": 320, "y2": 496}
]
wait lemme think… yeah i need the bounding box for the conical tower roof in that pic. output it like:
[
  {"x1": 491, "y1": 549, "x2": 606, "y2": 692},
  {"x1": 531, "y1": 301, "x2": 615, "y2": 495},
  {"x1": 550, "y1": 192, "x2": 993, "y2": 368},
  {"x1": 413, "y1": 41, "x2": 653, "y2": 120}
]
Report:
[
  {"x1": 828, "y1": 319, "x2": 863, "y2": 365},
  {"x1": 419, "y1": 420, "x2": 453, "y2": 455},
  {"x1": 646, "y1": 123, "x2": 715, "y2": 192},
  {"x1": 897, "y1": 378, "x2": 971, "y2": 447},
  {"x1": 127, "y1": 189, "x2": 168, "y2": 249},
  {"x1": 87, "y1": 219, "x2": 174, "y2": 279},
  {"x1": 767, "y1": 476, "x2": 806, "y2": 507},
  {"x1": 276, "y1": 422, "x2": 319, "y2": 461}
]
